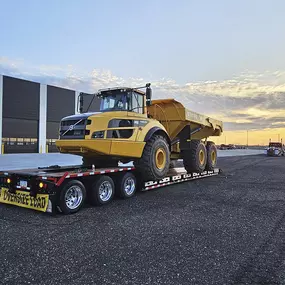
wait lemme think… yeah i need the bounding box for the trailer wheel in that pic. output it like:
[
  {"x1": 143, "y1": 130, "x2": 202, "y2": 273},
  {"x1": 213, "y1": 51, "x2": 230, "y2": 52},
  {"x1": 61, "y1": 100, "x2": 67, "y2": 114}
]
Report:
[
  {"x1": 116, "y1": 172, "x2": 137, "y2": 198},
  {"x1": 59, "y1": 180, "x2": 86, "y2": 214},
  {"x1": 182, "y1": 140, "x2": 207, "y2": 173},
  {"x1": 89, "y1": 175, "x2": 115, "y2": 206},
  {"x1": 134, "y1": 134, "x2": 170, "y2": 181},
  {"x1": 205, "y1": 141, "x2": 217, "y2": 170}
]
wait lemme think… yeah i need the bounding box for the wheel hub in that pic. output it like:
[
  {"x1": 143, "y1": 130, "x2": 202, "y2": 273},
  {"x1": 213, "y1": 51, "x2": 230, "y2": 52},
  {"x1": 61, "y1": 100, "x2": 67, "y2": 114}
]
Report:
[
  {"x1": 124, "y1": 177, "x2": 135, "y2": 195},
  {"x1": 199, "y1": 149, "x2": 205, "y2": 165},
  {"x1": 99, "y1": 181, "x2": 112, "y2": 201},
  {"x1": 211, "y1": 150, "x2": 216, "y2": 164},
  {"x1": 65, "y1": 186, "x2": 83, "y2": 209},
  {"x1": 155, "y1": 148, "x2": 166, "y2": 170}
]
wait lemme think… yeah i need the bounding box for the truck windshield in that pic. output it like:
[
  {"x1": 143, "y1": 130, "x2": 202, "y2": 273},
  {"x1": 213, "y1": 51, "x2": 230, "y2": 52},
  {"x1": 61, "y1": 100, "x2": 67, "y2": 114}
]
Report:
[
  {"x1": 99, "y1": 91, "x2": 144, "y2": 113},
  {"x1": 100, "y1": 93, "x2": 130, "y2": 112}
]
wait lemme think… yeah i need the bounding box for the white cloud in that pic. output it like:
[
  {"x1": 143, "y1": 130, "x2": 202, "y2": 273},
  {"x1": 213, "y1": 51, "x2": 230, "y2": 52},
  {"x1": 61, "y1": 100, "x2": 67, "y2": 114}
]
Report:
[
  {"x1": 272, "y1": 121, "x2": 285, "y2": 126},
  {"x1": 1, "y1": 57, "x2": 285, "y2": 131}
]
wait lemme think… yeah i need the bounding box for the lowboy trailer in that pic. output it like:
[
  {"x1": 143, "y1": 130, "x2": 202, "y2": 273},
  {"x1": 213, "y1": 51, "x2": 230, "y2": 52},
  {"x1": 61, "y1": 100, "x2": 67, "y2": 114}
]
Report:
[{"x1": 0, "y1": 164, "x2": 220, "y2": 215}]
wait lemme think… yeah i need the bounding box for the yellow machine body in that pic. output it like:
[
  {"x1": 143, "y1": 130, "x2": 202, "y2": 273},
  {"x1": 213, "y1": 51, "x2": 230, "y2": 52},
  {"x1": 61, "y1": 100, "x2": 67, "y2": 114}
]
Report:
[
  {"x1": 55, "y1": 88, "x2": 223, "y2": 162},
  {"x1": 56, "y1": 111, "x2": 168, "y2": 159}
]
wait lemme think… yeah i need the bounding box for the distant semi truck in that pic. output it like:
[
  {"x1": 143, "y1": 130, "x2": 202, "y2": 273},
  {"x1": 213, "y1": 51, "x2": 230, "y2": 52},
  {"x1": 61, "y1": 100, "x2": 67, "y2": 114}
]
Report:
[{"x1": 265, "y1": 141, "x2": 285, "y2": 157}]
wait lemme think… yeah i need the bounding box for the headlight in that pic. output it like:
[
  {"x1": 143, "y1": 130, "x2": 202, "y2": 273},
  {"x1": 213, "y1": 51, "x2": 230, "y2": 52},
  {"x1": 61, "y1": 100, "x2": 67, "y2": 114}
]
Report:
[{"x1": 92, "y1": 131, "x2": 105, "y2": 139}]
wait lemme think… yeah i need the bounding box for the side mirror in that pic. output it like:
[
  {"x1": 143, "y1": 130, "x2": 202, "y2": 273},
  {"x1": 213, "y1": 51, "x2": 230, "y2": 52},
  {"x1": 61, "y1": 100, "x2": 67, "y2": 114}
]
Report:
[
  {"x1": 146, "y1": 86, "x2": 152, "y2": 106},
  {"x1": 77, "y1": 93, "x2": 84, "y2": 113}
]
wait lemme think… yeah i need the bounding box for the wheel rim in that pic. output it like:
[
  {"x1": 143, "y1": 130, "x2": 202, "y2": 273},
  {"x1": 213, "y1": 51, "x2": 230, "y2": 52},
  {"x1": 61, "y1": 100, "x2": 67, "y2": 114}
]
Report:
[
  {"x1": 199, "y1": 149, "x2": 205, "y2": 165},
  {"x1": 65, "y1": 186, "x2": 83, "y2": 210},
  {"x1": 155, "y1": 148, "x2": 166, "y2": 170},
  {"x1": 124, "y1": 177, "x2": 136, "y2": 196},
  {"x1": 99, "y1": 181, "x2": 113, "y2": 202},
  {"x1": 211, "y1": 150, "x2": 217, "y2": 165}
]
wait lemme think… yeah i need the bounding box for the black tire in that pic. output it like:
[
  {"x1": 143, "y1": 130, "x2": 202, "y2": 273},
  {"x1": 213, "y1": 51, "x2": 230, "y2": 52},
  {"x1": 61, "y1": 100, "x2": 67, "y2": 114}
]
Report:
[
  {"x1": 116, "y1": 172, "x2": 137, "y2": 198},
  {"x1": 134, "y1": 134, "x2": 170, "y2": 181},
  {"x1": 59, "y1": 180, "x2": 86, "y2": 214},
  {"x1": 205, "y1": 141, "x2": 217, "y2": 170},
  {"x1": 82, "y1": 157, "x2": 118, "y2": 168},
  {"x1": 88, "y1": 175, "x2": 115, "y2": 206},
  {"x1": 182, "y1": 140, "x2": 207, "y2": 173}
]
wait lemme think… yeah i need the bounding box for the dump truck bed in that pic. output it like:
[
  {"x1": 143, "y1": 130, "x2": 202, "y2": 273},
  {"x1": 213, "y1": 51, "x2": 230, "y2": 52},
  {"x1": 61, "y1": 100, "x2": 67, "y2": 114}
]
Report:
[{"x1": 148, "y1": 99, "x2": 223, "y2": 140}]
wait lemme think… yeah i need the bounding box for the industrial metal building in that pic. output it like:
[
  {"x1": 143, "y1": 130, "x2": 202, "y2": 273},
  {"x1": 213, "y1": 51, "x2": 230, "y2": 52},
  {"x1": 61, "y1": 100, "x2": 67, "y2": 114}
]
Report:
[{"x1": 0, "y1": 74, "x2": 100, "y2": 154}]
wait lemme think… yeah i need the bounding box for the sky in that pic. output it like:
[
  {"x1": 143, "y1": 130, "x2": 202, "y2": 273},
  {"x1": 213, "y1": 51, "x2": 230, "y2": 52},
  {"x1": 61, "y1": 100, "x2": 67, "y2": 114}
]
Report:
[{"x1": 1, "y1": 0, "x2": 285, "y2": 145}]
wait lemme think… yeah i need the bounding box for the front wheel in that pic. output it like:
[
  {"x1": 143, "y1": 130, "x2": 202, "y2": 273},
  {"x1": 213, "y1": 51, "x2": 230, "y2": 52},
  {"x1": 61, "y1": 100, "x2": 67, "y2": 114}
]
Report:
[{"x1": 134, "y1": 134, "x2": 170, "y2": 181}]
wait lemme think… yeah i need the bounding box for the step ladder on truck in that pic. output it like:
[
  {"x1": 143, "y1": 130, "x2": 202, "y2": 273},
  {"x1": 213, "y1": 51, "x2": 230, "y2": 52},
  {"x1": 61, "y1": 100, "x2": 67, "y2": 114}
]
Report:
[{"x1": 0, "y1": 83, "x2": 223, "y2": 215}]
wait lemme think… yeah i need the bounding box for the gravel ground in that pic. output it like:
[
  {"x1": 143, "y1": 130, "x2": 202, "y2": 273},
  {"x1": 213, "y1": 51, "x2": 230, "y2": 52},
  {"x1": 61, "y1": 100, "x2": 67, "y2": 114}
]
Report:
[{"x1": 0, "y1": 154, "x2": 284, "y2": 284}]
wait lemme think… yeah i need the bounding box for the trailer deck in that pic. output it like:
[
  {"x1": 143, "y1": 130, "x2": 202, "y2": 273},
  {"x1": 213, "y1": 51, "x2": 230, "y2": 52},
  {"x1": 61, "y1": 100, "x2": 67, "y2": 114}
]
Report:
[{"x1": 0, "y1": 164, "x2": 220, "y2": 215}]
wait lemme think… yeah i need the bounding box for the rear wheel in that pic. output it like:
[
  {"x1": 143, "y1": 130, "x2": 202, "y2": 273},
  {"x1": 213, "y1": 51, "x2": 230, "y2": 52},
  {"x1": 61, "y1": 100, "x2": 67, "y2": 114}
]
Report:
[
  {"x1": 205, "y1": 141, "x2": 217, "y2": 170},
  {"x1": 182, "y1": 140, "x2": 207, "y2": 173},
  {"x1": 134, "y1": 134, "x2": 170, "y2": 181},
  {"x1": 88, "y1": 175, "x2": 115, "y2": 206},
  {"x1": 116, "y1": 172, "x2": 137, "y2": 198},
  {"x1": 59, "y1": 180, "x2": 86, "y2": 214}
]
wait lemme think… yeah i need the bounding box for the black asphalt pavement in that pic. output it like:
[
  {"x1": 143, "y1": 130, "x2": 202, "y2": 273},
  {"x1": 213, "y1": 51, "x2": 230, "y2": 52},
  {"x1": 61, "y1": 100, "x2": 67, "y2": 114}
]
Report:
[{"x1": 1, "y1": 155, "x2": 285, "y2": 285}]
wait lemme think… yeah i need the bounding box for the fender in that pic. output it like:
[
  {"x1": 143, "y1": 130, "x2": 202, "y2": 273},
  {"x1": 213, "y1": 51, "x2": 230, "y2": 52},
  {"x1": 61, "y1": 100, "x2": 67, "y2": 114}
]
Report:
[{"x1": 144, "y1": 127, "x2": 171, "y2": 146}]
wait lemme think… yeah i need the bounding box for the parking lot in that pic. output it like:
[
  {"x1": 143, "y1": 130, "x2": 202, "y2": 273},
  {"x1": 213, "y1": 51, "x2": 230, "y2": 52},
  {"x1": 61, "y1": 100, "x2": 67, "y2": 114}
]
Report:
[{"x1": 0, "y1": 154, "x2": 284, "y2": 284}]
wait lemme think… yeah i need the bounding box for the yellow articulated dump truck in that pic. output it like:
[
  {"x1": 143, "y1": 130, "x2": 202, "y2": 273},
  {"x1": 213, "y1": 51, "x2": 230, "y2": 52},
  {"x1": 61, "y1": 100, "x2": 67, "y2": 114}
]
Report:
[
  {"x1": 56, "y1": 83, "x2": 223, "y2": 181},
  {"x1": 0, "y1": 84, "x2": 223, "y2": 215}
]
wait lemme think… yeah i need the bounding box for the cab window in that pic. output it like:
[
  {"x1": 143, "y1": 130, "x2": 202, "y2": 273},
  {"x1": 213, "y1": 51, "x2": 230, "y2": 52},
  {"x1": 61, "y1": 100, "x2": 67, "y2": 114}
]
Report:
[{"x1": 131, "y1": 92, "x2": 143, "y2": 114}]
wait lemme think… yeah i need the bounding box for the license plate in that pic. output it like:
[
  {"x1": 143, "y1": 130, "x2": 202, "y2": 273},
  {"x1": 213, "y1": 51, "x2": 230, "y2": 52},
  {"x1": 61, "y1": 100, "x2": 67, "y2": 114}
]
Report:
[
  {"x1": 20, "y1": 180, "x2": 28, "y2": 188},
  {"x1": 0, "y1": 187, "x2": 49, "y2": 212}
]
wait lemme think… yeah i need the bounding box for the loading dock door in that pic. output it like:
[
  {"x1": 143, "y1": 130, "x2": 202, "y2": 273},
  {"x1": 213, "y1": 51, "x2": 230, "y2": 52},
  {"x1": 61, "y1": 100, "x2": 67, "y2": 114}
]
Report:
[{"x1": 2, "y1": 76, "x2": 40, "y2": 153}]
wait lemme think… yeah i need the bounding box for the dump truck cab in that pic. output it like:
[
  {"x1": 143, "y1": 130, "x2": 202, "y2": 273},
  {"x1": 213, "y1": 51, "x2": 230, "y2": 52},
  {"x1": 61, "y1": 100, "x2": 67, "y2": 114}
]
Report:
[
  {"x1": 56, "y1": 84, "x2": 170, "y2": 170},
  {"x1": 98, "y1": 87, "x2": 146, "y2": 116}
]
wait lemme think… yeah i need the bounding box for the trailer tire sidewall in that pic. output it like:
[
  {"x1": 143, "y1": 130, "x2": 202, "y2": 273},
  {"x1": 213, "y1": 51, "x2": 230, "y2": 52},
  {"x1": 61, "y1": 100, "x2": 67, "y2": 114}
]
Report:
[
  {"x1": 116, "y1": 172, "x2": 137, "y2": 198},
  {"x1": 59, "y1": 180, "x2": 86, "y2": 214},
  {"x1": 89, "y1": 175, "x2": 115, "y2": 206},
  {"x1": 205, "y1": 142, "x2": 217, "y2": 170}
]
